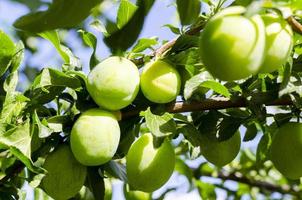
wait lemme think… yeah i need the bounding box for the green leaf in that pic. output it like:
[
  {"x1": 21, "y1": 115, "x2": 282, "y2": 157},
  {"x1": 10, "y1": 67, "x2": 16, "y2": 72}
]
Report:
[
  {"x1": 40, "y1": 31, "x2": 81, "y2": 70},
  {"x1": 27, "y1": 68, "x2": 82, "y2": 105},
  {"x1": 195, "y1": 180, "x2": 216, "y2": 199},
  {"x1": 0, "y1": 30, "x2": 16, "y2": 77},
  {"x1": 183, "y1": 71, "x2": 213, "y2": 100},
  {"x1": 256, "y1": 132, "x2": 272, "y2": 167},
  {"x1": 14, "y1": 0, "x2": 102, "y2": 32},
  {"x1": 86, "y1": 167, "x2": 105, "y2": 200},
  {"x1": 163, "y1": 24, "x2": 181, "y2": 35},
  {"x1": 178, "y1": 123, "x2": 202, "y2": 147},
  {"x1": 117, "y1": 0, "x2": 138, "y2": 29},
  {"x1": 32, "y1": 111, "x2": 53, "y2": 138},
  {"x1": 176, "y1": 0, "x2": 201, "y2": 26},
  {"x1": 217, "y1": 116, "x2": 242, "y2": 141},
  {"x1": 131, "y1": 37, "x2": 158, "y2": 53},
  {"x1": 32, "y1": 68, "x2": 82, "y2": 89},
  {"x1": 104, "y1": 0, "x2": 155, "y2": 53},
  {"x1": 243, "y1": 122, "x2": 258, "y2": 142},
  {"x1": 175, "y1": 158, "x2": 193, "y2": 186},
  {"x1": 170, "y1": 35, "x2": 199, "y2": 53},
  {"x1": 199, "y1": 81, "x2": 231, "y2": 98},
  {"x1": 142, "y1": 108, "x2": 177, "y2": 138},
  {"x1": 9, "y1": 41, "x2": 25, "y2": 74},
  {"x1": 104, "y1": 161, "x2": 128, "y2": 182},
  {"x1": 0, "y1": 120, "x2": 41, "y2": 173},
  {"x1": 79, "y1": 30, "x2": 99, "y2": 70}
]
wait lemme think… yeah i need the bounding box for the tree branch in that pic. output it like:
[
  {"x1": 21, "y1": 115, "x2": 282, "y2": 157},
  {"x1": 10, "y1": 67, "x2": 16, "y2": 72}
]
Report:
[
  {"x1": 287, "y1": 16, "x2": 302, "y2": 35},
  {"x1": 194, "y1": 169, "x2": 301, "y2": 197},
  {"x1": 122, "y1": 97, "x2": 293, "y2": 119}
]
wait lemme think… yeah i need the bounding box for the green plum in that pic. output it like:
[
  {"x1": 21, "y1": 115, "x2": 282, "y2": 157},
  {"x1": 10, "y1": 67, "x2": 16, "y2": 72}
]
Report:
[
  {"x1": 87, "y1": 56, "x2": 140, "y2": 110},
  {"x1": 200, "y1": 6, "x2": 266, "y2": 81},
  {"x1": 140, "y1": 60, "x2": 181, "y2": 103},
  {"x1": 71, "y1": 108, "x2": 120, "y2": 166},
  {"x1": 41, "y1": 145, "x2": 87, "y2": 200},
  {"x1": 200, "y1": 131, "x2": 241, "y2": 167},
  {"x1": 126, "y1": 133, "x2": 175, "y2": 192},
  {"x1": 124, "y1": 184, "x2": 151, "y2": 200},
  {"x1": 270, "y1": 122, "x2": 302, "y2": 179},
  {"x1": 259, "y1": 14, "x2": 293, "y2": 73}
]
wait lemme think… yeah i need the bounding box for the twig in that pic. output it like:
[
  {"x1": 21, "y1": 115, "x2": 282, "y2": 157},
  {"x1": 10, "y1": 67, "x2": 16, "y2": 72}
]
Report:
[
  {"x1": 122, "y1": 97, "x2": 292, "y2": 119},
  {"x1": 287, "y1": 16, "x2": 302, "y2": 35},
  {"x1": 194, "y1": 170, "x2": 301, "y2": 197}
]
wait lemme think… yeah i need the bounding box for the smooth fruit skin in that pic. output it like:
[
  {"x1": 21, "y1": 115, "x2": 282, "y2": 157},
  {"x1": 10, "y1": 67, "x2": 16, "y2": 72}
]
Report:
[
  {"x1": 126, "y1": 133, "x2": 175, "y2": 192},
  {"x1": 124, "y1": 184, "x2": 151, "y2": 200},
  {"x1": 259, "y1": 14, "x2": 293, "y2": 73},
  {"x1": 270, "y1": 122, "x2": 302, "y2": 179},
  {"x1": 87, "y1": 56, "x2": 140, "y2": 111},
  {"x1": 42, "y1": 145, "x2": 87, "y2": 200},
  {"x1": 140, "y1": 60, "x2": 181, "y2": 103},
  {"x1": 200, "y1": 6, "x2": 266, "y2": 81},
  {"x1": 71, "y1": 108, "x2": 120, "y2": 166},
  {"x1": 199, "y1": 132, "x2": 241, "y2": 167}
]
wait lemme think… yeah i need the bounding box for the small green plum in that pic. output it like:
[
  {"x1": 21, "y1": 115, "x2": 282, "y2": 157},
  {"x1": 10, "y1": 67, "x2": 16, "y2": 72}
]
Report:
[
  {"x1": 41, "y1": 145, "x2": 87, "y2": 200},
  {"x1": 270, "y1": 122, "x2": 302, "y2": 179},
  {"x1": 71, "y1": 108, "x2": 120, "y2": 166},
  {"x1": 87, "y1": 56, "x2": 140, "y2": 111},
  {"x1": 200, "y1": 6, "x2": 266, "y2": 81},
  {"x1": 259, "y1": 14, "x2": 293, "y2": 73},
  {"x1": 200, "y1": 131, "x2": 241, "y2": 167},
  {"x1": 140, "y1": 60, "x2": 181, "y2": 103},
  {"x1": 126, "y1": 133, "x2": 175, "y2": 192},
  {"x1": 124, "y1": 184, "x2": 151, "y2": 200}
]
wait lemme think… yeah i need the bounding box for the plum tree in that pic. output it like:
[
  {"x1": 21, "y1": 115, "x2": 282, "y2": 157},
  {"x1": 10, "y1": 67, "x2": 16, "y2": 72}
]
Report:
[
  {"x1": 200, "y1": 6, "x2": 266, "y2": 81},
  {"x1": 126, "y1": 133, "x2": 175, "y2": 192},
  {"x1": 87, "y1": 56, "x2": 140, "y2": 110},
  {"x1": 123, "y1": 184, "x2": 151, "y2": 200},
  {"x1": 270, "y1": 122, "x2": 302, "y2": 179},
  {"x1": 259, "y1": 14, "x2": 293, "y2": 73},
  {"x1": 70, "y1": 108, "x2": 120, "y2": 166},
  {"x1": 41, "y1": 145, "x2": 87, "y2": 200},
  {"x1": 140, "y1": 60, "x2": 181, "y2": 103},
  {"x1": 199, "y1": 131, "x2": 241, "y2": 167}
]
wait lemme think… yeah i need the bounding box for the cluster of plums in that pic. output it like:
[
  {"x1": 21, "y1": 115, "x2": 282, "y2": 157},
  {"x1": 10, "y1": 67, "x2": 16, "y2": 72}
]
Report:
[
  {"x1": 41, "y1": 56, "x2": 181, "y2": 199},
  {"x1": 40, "y1": 6, "x2": 301, "y2": 199},
  {"x1": 200, "y1": 6, "x2": 293, "y2": 81}
]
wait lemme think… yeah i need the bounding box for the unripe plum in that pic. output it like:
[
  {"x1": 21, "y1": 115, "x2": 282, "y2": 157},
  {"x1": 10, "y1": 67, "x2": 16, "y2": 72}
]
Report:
[
  {"x1": 126, "y1": 133, "x2": 175, "y2": 192},
  {"x1": 41, "y1": 145, "x2": 87, "y2": 200},
  {"x1": 140, "y1": 60, "x2": 181, "y2": 103},
  {"x1": 270, "y1": 122, "x2": 302, "y2": 179},
  {"x1": 71, "y1": 108, "x2": 120, "y2": 166},
  {"x1": 124, "y1": 184, "x2": 151, "y2": 200},
  {"x1": 87, "y1": 56, "x2": 140, "y2": 111},
  {"x1": 199, "y1": 131, "x2": 241, "y2": 167},
  {"x1": 200, "y1": 6, "x2": 266, "y2": 81},
  {"x1": 259, "y1": 14, "x2": 293, "y2": 73}
]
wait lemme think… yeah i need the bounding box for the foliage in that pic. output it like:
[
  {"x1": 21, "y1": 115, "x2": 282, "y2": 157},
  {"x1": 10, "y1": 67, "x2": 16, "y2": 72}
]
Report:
[{"x1": 0, "y1": 0, "x2": 302, "y2": 199}]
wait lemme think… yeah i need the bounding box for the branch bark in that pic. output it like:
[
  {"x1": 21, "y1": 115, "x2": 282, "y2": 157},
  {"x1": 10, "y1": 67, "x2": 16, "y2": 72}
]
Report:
[
  {"x1": 196, "y1": 170, "x2": 301, "y2": 197},
  {"x1": 122, "y1": 97, "x2": 293, "y2": 119}
]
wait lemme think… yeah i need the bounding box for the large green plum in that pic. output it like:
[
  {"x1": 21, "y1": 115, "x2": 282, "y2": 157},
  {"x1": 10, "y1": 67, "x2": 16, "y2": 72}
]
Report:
[
  {"x1": 124, "y1": 184, "x2": 151, "y2": 200},
  {"x1": 41, "y1": 145, "x2": 87, "y2": 200},
  {"x1": 140, "y1": 60, "x2": 181, "y2": 103},
  {"x1": 270, "y1": 122, "x2": 302, "y2": 179},
  {"x1": 259, "y1": 14, "x2": 293, "y2": 73},
  {"x1": 200, "y1": 131, "x2": 241, "y2": 167},
  {"x1": 126, "y1": 133, "x2": 175, "y2": 192},
  {"x1": 71, "y1": 108, "x2": 120, "y2": 166},
  {"x1": 200, "y1": 6, "x2": 266, "y2": 81},
  {"x1": 87, "y1": 56, "x2": 140, "y2": 110}
]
